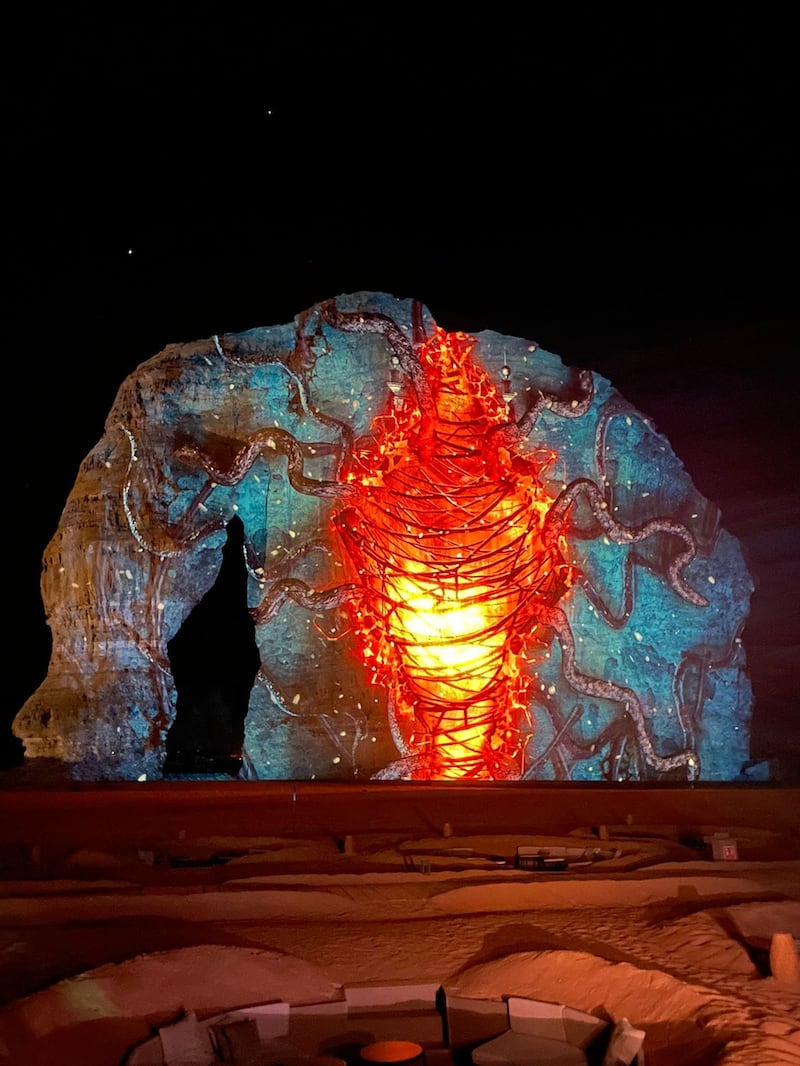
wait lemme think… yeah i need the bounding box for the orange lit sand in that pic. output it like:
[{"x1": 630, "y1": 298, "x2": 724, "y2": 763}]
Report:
[{"x1": 1, "y1": 820, "x2": 798, "y2": 1066}]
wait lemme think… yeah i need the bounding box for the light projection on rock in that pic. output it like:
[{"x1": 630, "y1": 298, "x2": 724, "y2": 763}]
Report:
[
  {"x1": 334, "y1": 322, "x2": 579, "y2": 781},
  {"x1": 319, "y1": 312, "x2": 712, "y2": 781},
  {"x1": 12, "y1": 293, "x2": 754, "y2": 782}
]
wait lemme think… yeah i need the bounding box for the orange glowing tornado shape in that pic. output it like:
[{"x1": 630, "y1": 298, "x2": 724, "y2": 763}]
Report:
[{"x1": 334, "y1": 327, "x2": 577, "y2": 780}]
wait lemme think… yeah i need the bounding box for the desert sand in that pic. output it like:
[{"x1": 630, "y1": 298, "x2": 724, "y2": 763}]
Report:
[{"x1": 1, "y1": 819, "x2": 799, "y2": 1066}]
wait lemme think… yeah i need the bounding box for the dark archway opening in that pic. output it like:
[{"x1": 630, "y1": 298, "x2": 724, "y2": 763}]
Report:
[{"x1": 163, "y1": 514, "x2": 261, "y2": 777}]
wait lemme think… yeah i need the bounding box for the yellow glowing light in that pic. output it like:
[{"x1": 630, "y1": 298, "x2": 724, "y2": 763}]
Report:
[{"x1": 335, "y1": 326, "x2": 576, "y2": 779}]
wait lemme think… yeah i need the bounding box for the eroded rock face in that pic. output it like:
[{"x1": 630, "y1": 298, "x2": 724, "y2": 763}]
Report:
[
  {"x1": 163, "y1": 514, "x2": 260, "y2": 777},
  {"x1": 13, "y1": 292, "x2": 754, "y2": 781}
]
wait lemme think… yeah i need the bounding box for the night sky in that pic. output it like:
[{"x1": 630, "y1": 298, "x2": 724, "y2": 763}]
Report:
[{"x1": 5, "y1": 9, "x2": 798, "y2": 776}]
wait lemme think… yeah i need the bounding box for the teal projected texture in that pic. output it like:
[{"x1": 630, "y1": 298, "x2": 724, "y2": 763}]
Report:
[{"x1": 13, "y1": 293, "x2": 753, "y2": 781}]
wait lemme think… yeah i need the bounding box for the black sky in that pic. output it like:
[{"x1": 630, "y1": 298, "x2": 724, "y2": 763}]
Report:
[{"x1": 4, "y1": 8, "x2": 798, "y2": 773}]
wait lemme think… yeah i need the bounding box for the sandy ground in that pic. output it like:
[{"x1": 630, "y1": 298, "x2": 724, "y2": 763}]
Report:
[{"x1": 1, "y1": 823, "x2": 799, "y2": 1066}]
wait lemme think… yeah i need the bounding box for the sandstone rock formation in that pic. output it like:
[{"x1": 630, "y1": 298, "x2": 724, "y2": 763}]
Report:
[{"x1": 13, "y1": 292, "x2": 754, "y2": 781}]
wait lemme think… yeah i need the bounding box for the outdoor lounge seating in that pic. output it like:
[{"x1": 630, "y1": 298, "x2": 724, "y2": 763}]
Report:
[{"x1": 123, "y1": 984, "x2": 645, "y2": 1066}]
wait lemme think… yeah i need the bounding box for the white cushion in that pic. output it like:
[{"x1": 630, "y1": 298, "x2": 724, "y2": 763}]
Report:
[
  {"x1": 601, "y1": 1018, "x2": 646, "y2": 1066},
  {"x1": 473, "y1": 1030, "x2": 588, "y2": 1066},
  {"x1": 158, "y1": 1010, "x2": 215, "y2": 1066}
]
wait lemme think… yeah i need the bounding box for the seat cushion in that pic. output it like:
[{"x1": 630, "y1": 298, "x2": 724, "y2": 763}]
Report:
[{"x1": 472, "y1": 1029, "x2": 588, "y2": 1065}]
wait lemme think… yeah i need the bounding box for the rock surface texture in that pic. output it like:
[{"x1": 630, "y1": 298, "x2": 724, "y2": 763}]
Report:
[{"x1": 13, "y1": 293, "x2": 754, "y2": 781}]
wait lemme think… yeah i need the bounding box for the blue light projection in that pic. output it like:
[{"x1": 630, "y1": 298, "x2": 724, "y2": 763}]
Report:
[{"x1": 12, "y1": 293, "x2": 753, "y2": 781}]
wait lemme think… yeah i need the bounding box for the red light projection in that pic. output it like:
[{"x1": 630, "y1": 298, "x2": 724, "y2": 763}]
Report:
[
  {"x1": 172, "y1": 298, "x2": 711, "y2": 784},
  {"x1": 333, "y1": 326, "x2": 577, "y2": 780}
]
